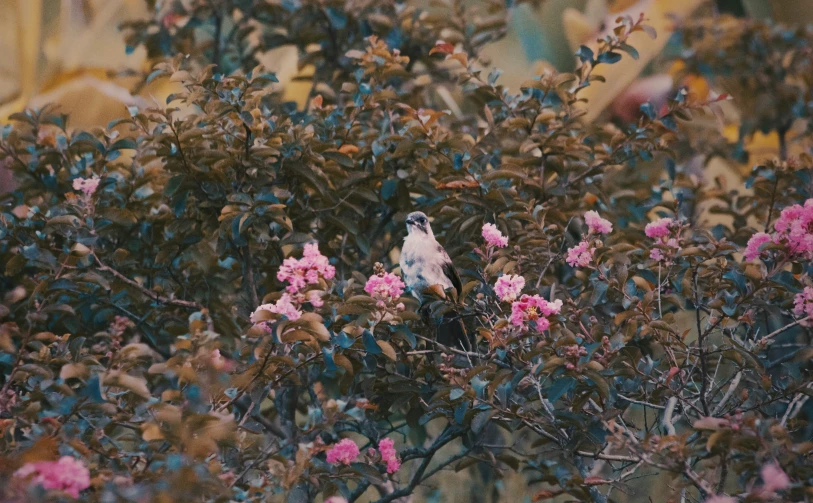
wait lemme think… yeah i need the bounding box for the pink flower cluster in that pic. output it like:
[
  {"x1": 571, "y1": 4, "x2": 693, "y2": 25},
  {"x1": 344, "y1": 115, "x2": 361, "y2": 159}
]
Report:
[
  {"x1": 566, "y1": 240, "x2": 594, "y2": 268},
  {"x1": 14, "y1": 456, "x2": 91, "y2": 498},
  {"x1": 584, "y1": 211, "x2": 613, "y2": 234},
  {"x1": 72, "y1": 176, "x2": 100, "y2": 197},
  {"x1": 252, "y1": 244, "x2": 336, "y2": 328},
  {"x1": 365, "y1": 266, "x2": 406, "y2": 309},
  {"x1": 494, "y1": 274, "x2": 525, "y2": 302},
  {"x1": 744, "y1": 232, "x2": 772, "y2": 261},
  {"x1": 482, "y1": 223, "x2": 508, "y2": 248},
  {"x1": 377, "y1": 438, "x2": 401, "y2": 474},
  {"x1": 793, "y1": 287, "x2": 813, "y2": 325},
  {"x1": 746, "y1": 200, "x2": 813, "y2": 261},
  {"x1": 645, "y1": 218, "x2": 675, "y2": 238},
  {"x1": 326, "y1": 438, "x2": 360, "y2": 465},
  {"x1": 252, "y1": 293, "x2": 302, "y2": 323},
  {"x1": 759, "y1": 463, "x2": 790, "y2": 495},
  {"x1": 566, "y1": 211, "x2": 612, "y2": 268},
  {"x1": 510, "y1": 295, "x2": 562, "y2": 332},
  {"x1": 277, "y1": 243, "x2": 336, "y2": 294},
  {"x1": 645, "y1": 217, "x2": 680, "y2": 262}
]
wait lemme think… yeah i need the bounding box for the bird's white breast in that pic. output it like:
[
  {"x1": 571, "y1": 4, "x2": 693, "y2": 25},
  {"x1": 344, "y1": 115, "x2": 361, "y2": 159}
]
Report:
[{"x1": 400, "y1": 234, "x2": 454, "y2": 297}]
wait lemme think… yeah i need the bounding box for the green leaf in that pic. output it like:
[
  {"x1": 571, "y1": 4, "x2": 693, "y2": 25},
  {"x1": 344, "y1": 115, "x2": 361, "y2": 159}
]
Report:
[
  {"x1": 362, "y1": 330, "x2": 382, "y2": 355},
  {"x1": 322, "y1": 151, "x2": 354, "y2": 168},
  {"x1": 547, "y1": 377, "x2": 575, "y2": 402}
]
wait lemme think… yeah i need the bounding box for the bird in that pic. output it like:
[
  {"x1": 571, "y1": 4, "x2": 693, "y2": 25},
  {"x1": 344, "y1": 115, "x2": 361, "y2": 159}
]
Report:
[{"x1": 400, "y1": 211, "x2": 469, "y2": 350}]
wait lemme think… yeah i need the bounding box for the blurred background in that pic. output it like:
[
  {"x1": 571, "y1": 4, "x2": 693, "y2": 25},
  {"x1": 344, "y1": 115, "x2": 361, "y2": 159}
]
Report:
[
  {"x1": 0, "y1": 0, "x2": 811, "y2": 194},
  {"x1": 1, "y1": 0, "x2": 812, "y2": 128}
]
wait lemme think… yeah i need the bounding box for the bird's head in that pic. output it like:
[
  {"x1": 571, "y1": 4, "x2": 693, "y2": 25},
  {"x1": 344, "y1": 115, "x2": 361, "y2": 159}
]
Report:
[{"x1": 405, "y1": 211, "x2": 432, "y2": 236}]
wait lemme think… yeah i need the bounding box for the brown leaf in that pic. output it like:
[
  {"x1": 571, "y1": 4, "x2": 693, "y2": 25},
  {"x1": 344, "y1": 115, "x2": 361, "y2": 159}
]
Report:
[{"x1": 377, "y1": 340, "x2": 397, "y2": 361}]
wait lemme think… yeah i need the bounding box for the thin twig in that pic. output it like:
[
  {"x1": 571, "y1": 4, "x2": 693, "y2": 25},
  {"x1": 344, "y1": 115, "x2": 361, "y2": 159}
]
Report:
[{"x1": 93, "y1": 254, "x2": 202, "y2": 309}]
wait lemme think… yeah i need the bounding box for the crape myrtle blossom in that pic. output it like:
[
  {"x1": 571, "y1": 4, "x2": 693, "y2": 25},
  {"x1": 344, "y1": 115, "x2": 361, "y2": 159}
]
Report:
[
  {"x1": 759, "y1": 463, "x2": 791, "y2": 496},
  {"x1": 326, "y1": 438, "x2": 360, "y2": 465},
  {"x1": 584, "y1": 210, "x2": 613, "y2": 234},
  {"x1": 365, "y1": 262, "x2": 406, "y2": 309},
  {"x1": 377, "y1": 438, "x2": 401, "y2": 474},
  {"x1": 792, "y1": 287, "x2": 813, "y2": 326},
  {"x1": 251, "y1": 293, "x2": 302, "y2": 325},
  {"x1": 510, "y1": 295, "x2": 563, "y2": 332},
  {"x1": 566, "y1": 211, "x2": 612, "y2": 268},
  {"x1": 482, "y1": 223, "x2": 508, "y2": 248},
  {"x1": 72, "y1": 176, "x2": 100, "y2": 197},
  {"x1": 14, "y1": 456, "x2": 91, "y2": 498},
  {"x1": 744, "y1": 232, "x2": 772, "y2": 261},
  {"x1": 745, "y1": 199, "x2": 813, "y2": 262},
  {"x1": 494, "y1": 274, "x2": 525, "y2": 302},
  {"x1": 645, "y1": 217, "x2": 681, "y2": 263},
  {"x1": 277, "y1": 243, "x2": 336, "y2": 294},
  {"x1": 252, "y1": 243, "x2": 335, "y2": 329},
  {"x1": 566, "y1": 240, "x2": 594, "y2": 268}
]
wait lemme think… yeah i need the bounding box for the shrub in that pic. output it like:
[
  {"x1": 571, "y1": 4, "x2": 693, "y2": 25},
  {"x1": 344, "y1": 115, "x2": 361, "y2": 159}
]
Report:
[{"x1": 0, "y1": 4, "x2": 810, "y2": 502}]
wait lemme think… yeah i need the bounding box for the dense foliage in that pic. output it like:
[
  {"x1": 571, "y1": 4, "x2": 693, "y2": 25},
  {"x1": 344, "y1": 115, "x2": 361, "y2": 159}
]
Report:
[{"x1": 0, "y1": 3, "x2": 811, "y2": 502}]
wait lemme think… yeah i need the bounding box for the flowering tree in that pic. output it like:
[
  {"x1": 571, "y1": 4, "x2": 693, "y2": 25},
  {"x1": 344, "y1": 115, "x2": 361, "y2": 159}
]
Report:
[{"x1": 0, "y1": 3, "x2": 810, "y2": 502}]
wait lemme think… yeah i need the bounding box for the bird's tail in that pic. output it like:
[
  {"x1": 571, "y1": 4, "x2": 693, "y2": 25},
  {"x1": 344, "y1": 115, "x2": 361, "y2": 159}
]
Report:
[{"x1": 437, "y1": 311, "x2": 472, "y2": 352}]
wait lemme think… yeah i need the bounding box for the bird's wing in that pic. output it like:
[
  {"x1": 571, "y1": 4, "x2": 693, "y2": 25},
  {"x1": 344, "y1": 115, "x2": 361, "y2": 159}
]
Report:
[{"x1": 440, "y1": 249, "x2": 462, "y2": 296}]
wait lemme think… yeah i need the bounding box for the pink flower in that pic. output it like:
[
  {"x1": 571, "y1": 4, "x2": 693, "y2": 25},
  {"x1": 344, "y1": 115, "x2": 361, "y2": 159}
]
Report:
[
  {"x1": 744, "y1": 232, "x2": 773, "y2": 261},
  {"x1": 72, "y1": 176, "x2": 100, "y2": 197},
  {"x1": 771, "y1": 200, "x2": 813, "y2": 259},
  {"x1": 584, "y1": 211, "x2": 612, "y2": 234},
  {"x1": 792, "y1": 287, "x2": 813, "y2": 325},
  {"x1": 277, "y1": 243, "x2": 336, "y2": 294},
  {"x1": 646, "y1": 218, "x2": 681, "y2": 263},
  {"x1": 325, "y1": 498, "x2": 348, "y2": 503},
  {"x1": 326, "y1": 438, "x2": 360, "y2": 465},
  {"x1": 365, "y1": 271, "x2": 406, "y2": 304},
  {"x1": 377, "y1": 438, "x2": 401, "y2": 474},
  {"x1": 307, "y1": 291, "x2": 325, "y2": 308},
  {"x1": 510, "y1": 295, "x2": 562, "y2": 332},
  {"x1": 14, "y1": 456, "x2": 91, "y2": 498},
  {"x1": 482, "y1": 223, "x2": 508, "y2": 248},
  {"x1": 566, "y1": 240, "x2": 594, "y2": 268},
  {"x1": 252, "y1": 294, "x2": 302, "y2": 323},
  {"x1": 760, "y1": 463, "x2": 790, "y2": 494},
  {"x1": 645, "y1": 217, "x2": 675, "y2": 238},
  {"x1": 494, "y1": 274, "x2": 525, "y2": 302}
]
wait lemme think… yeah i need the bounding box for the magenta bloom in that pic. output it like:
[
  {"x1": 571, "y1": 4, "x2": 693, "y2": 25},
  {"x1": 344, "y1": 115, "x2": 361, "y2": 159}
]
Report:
[
  {"x1": 325, "y1": 498, "x2": 348, "y2": 503},
  {"x1": 744, "y1": 232, "x2": 773, "y2": 261},
  {"x1": 771, "y1": 200, "x2": 813, "y2": 258},
  {"x1": 326, "y1": 438, "x2": 360, "y2": 465},
  {"x1": 377, "y1": 438, "x2": 401, "y2": 474},
  {"x1": 793, "y1": 287, "x2": 813, "y2": 325},
  {"x1": 365, "y1": 271, "x2": 406, "y2": 304},
  {"x1": 482, "y1": 223, "x2": 508, "y2": 248},
  {"x1": 494, "y1": 274, "x2": 525, "y2": 302},
  {"x1": 14, "y1": 456, "x2": 91, "y2": 498},
  {"x1": 277, "y1": 243, "x2": 336, "y2": 293},
  {"x1": 566, "y1": 240, "x2": 594, "y2": 268},
  {"x1": 584, "y1": 211, "x2": 612, "y2": 234},
  {"x1": 251, "y1": 293, "x2": 302, "y2": 323},
  {"x1": 72, "y1": 176, "x2": 100, "y2": 197},
  {"x1": 760, "y1": 463, "x2": 790, "y2": 494},
  {"x1": 510, "y1": 295, "x2": 562, "y2": 332},
  {"x1": 645, "y1": 217, "x2": 675, "y2": 238}
]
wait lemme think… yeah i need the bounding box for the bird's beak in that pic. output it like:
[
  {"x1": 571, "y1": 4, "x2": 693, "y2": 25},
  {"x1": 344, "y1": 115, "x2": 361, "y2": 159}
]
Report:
[{"x1": 405, "y1": 216, "x2": 414, "y2": 225}]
